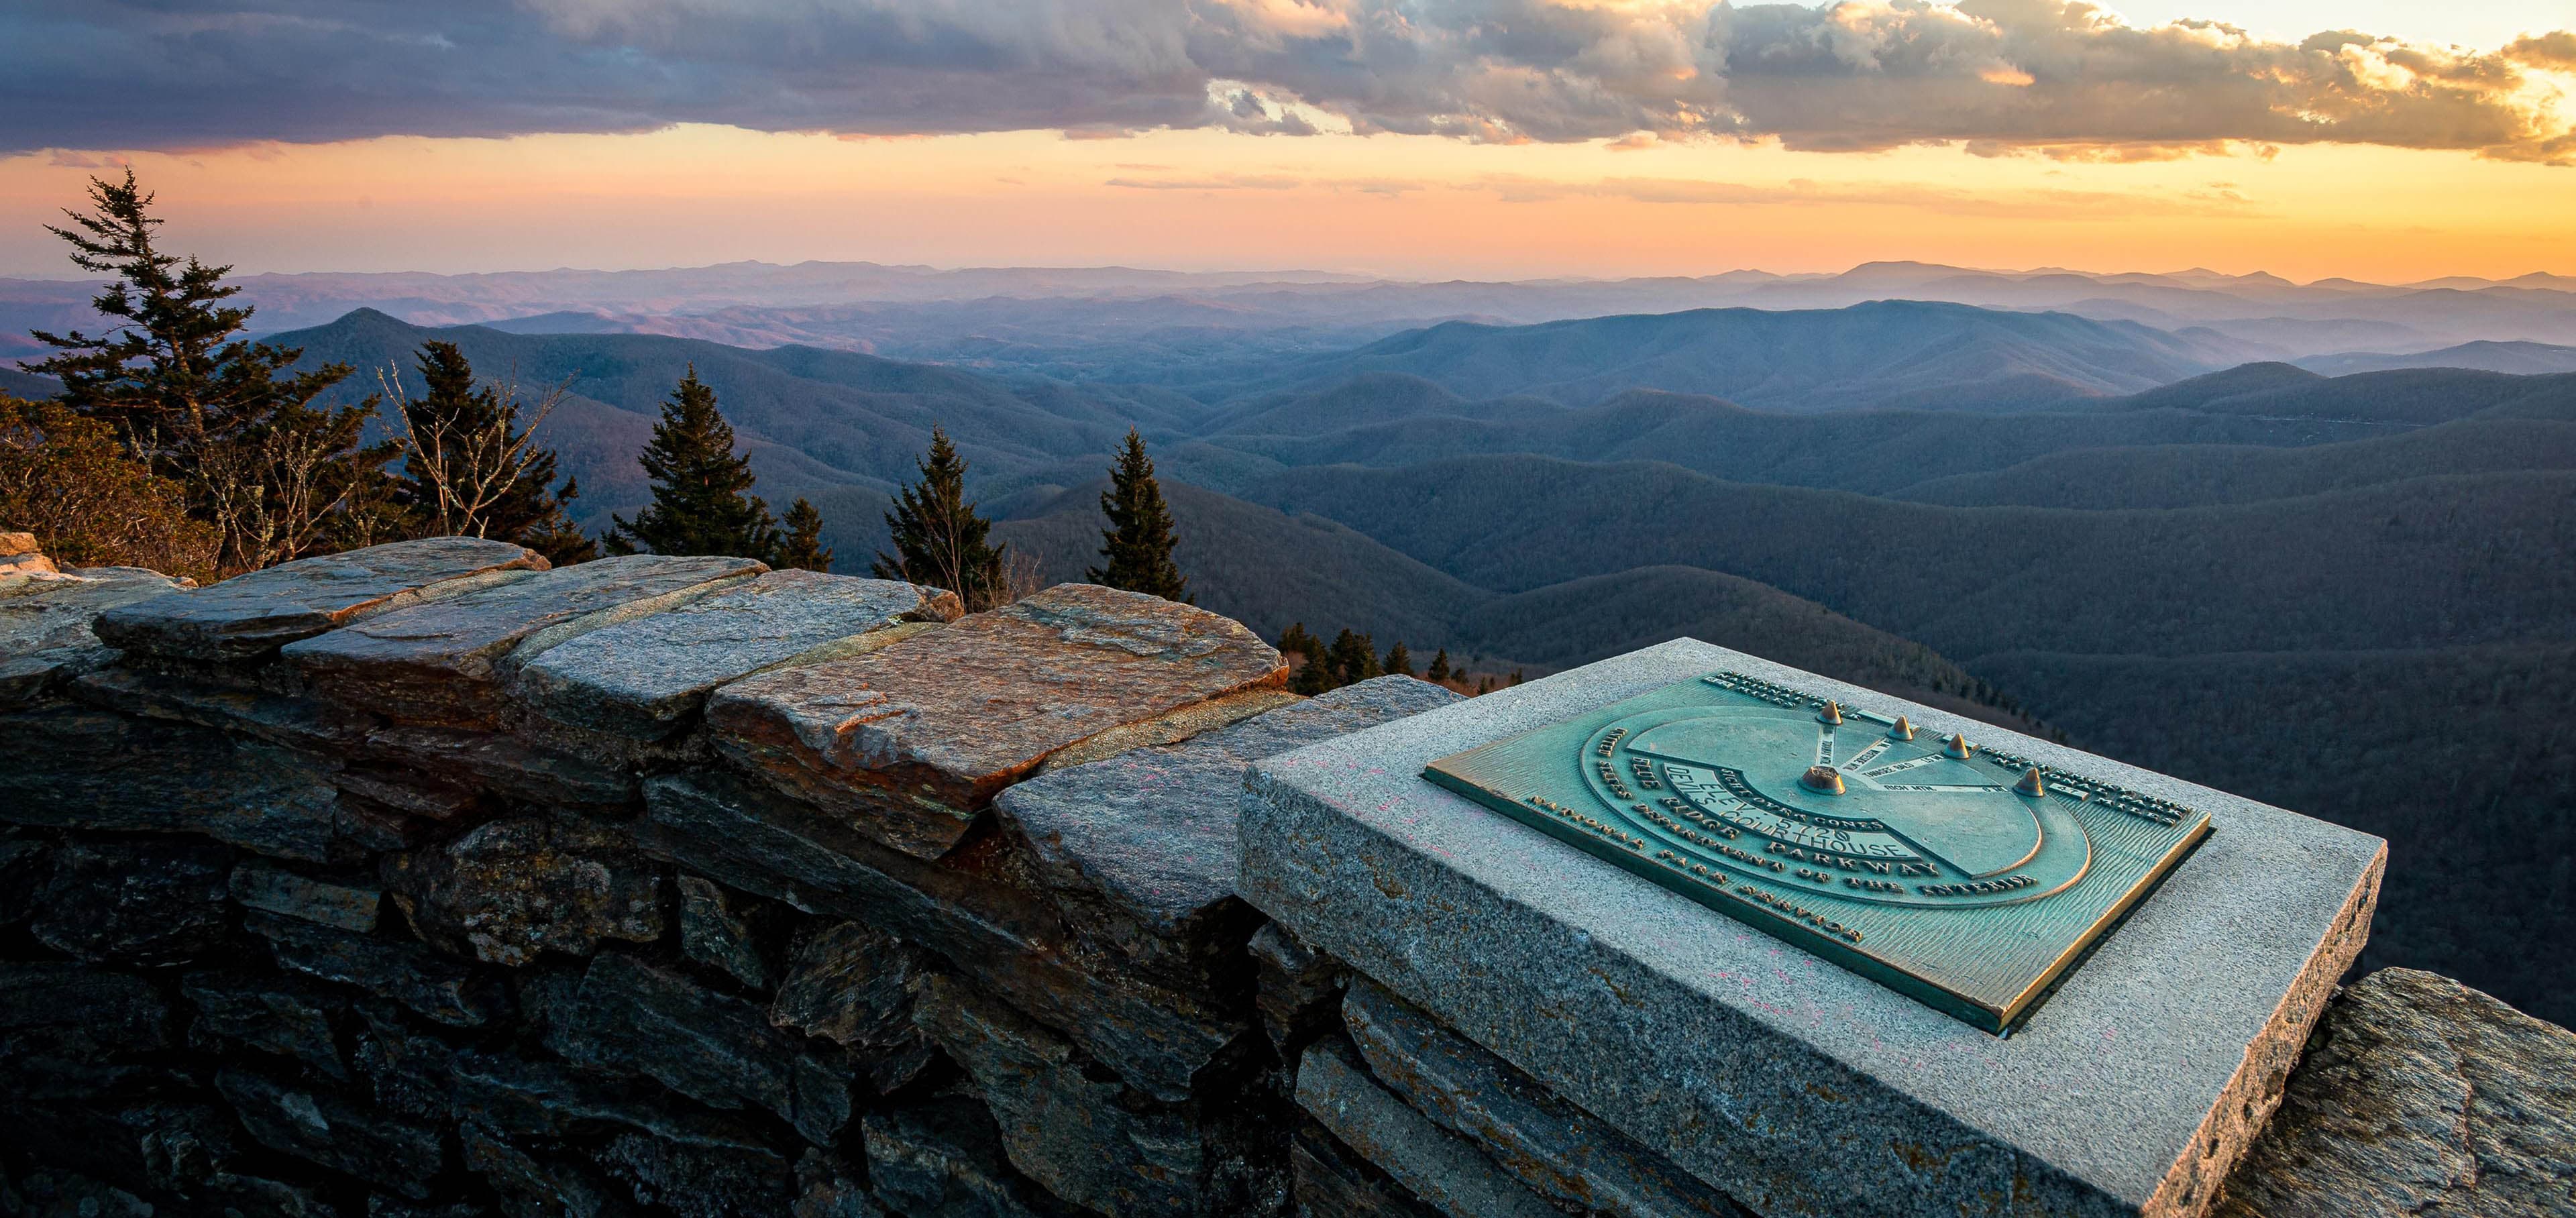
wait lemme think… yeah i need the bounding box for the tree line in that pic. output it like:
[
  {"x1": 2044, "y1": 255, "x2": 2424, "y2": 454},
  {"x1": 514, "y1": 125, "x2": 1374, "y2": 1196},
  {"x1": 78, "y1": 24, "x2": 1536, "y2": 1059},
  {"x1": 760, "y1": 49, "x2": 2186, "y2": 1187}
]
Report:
[
  {"x1": 1275, "y1": 624, "x2": 1522, "y2": 696},
  {"x1": 3, "y1": 170, "x2": 1191, "y2": 610}
]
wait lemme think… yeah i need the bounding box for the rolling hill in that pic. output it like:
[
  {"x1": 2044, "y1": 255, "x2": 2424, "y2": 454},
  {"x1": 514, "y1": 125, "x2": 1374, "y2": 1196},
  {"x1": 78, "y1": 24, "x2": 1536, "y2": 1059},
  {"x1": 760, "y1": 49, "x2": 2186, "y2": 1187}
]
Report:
[
  {"x1": 1211, "y1": 300, "x2": 2256, "y2": 412},
  {"x1": 1194, "y1": 387, "x2": 2397, "y2": 495},
  {"x1": 1233, "y1": 456, "x2": 2576, "y2": 660},
  {"x1": 260, "y1": 309, "x2": 1210, "y2": 553},
  {"x1": 2298, "y1": 339, "x2": 2576, "y2": 377},
  {"x1": 1898, "y1": 415, "x2": 2576, "y2": 509}
]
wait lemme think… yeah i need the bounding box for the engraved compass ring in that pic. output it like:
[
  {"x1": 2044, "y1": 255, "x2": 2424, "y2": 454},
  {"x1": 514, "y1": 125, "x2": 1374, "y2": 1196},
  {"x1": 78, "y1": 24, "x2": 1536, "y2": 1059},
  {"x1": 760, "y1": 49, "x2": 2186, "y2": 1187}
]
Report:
[{"x1": 1582, "y1": 705, "x2": 2093, "y2": 909}]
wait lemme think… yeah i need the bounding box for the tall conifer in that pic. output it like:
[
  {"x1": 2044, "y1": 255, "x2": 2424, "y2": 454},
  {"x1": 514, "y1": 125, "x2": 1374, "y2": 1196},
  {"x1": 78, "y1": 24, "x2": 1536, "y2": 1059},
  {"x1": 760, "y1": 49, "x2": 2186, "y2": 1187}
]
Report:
[
  {"x1": 776, "y1": 498, "x2": 833, "y2": 572},
  {"x1": 601, "y1": 368, "x2": 779, "y2": 561},
  {"x1": 517, "y1": 476, "x2": 599, "y2": 566},
  {"x1": 26, "y1": 170, "x2": 394, "y2": 573},
  {"x1": 1087, "y1": 429, "x2": 1187, "y2": 602},
  {"x1": 873, "y1": 427, "x2": 1008, "y2": 610},
  {"x1": 1383, "y1": 641, "x2": 1414, "y2": 677},
  {"x1": 390, "y1": 340, "x2": 592, "y2": 563}
]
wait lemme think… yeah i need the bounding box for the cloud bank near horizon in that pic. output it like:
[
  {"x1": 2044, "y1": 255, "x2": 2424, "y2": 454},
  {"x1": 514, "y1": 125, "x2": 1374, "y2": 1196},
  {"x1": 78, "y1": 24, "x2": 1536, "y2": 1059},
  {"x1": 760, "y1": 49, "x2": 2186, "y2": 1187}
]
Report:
[{"x1": 3, "y1": 1, "x2": 2571, "y2": 163}]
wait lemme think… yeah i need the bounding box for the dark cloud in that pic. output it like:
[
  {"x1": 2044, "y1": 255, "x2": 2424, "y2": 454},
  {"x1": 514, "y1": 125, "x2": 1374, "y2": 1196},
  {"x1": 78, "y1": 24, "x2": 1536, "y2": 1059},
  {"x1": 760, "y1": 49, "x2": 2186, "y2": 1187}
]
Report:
[{"x1": 1, "y1": 1, "x2": 2568, "y2": 163}]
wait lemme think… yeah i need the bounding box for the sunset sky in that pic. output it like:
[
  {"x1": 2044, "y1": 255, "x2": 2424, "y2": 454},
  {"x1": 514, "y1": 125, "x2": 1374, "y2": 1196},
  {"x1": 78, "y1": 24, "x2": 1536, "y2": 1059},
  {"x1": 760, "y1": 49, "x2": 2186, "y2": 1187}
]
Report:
[{"x1": 2, "y1": 1, "x2": 2570, "y2": 282}]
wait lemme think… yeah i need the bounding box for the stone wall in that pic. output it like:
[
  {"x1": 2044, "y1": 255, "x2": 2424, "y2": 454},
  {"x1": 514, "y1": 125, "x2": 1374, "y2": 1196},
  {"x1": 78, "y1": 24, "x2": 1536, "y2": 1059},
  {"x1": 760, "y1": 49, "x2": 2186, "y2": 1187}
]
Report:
[{"x1": 1, "y1": 536, "x2": 2569, "y2": 1218}]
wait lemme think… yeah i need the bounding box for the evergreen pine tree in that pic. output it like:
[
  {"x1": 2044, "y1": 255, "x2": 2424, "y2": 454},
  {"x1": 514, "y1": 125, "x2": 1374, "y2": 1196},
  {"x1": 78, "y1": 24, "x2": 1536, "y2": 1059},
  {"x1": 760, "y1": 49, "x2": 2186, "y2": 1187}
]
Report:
[
  {"x1": 1327, "y1": 629, "x2": 1383, "y2": 688},
  {"x1": 1087, "y1": 429, "x2": 1187, "y2": 602},
  {"x1": 601, "y1": 368, "x2": 780, "y2": 561},
  {"x1": 26, "y1": 170, "x2": 395, "y2": 573},
  {"x1": 517, "y1": 476, "x2": 599, "y2": 566},
  {"x1": 873, "y1": 427, "x2": 1008, "y2": 610},
  {"x1": 1424, "y1": 649, "x2": 1451, "y2": 683},
  {"x1": 1383, "y1": 641, "x2": 1414, "y2": 677},
  {"x1": 776, "y1": 498, "x2": 833, "y2": 572},
  {"x1": 1281, "y1": 623, "x2": 1334, "y2": 694},
  {"x1": 389, "y1": 340, "x2": 590, "y2": 561}
]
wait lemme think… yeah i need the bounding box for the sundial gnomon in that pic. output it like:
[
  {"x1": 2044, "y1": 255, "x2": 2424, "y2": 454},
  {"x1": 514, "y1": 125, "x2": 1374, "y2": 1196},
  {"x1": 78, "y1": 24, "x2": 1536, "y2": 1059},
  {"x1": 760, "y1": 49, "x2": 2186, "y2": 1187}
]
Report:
[{"x1": 1424, "y1": 671, "x2": 2212, "y2": 1032}]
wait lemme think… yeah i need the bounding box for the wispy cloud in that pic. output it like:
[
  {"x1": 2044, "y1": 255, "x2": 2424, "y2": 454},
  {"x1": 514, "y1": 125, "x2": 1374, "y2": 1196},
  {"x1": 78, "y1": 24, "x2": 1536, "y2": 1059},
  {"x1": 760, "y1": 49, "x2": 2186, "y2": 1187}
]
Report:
[
  {"x1": 1472, "y1": 174, "x2": 2268, "y2": 219},
  {"x1": 1, "y1": 1, "x2": 2569, "y2": 163},
  {"x1": 1106, "y1": 173, "x2": 1303, "y2": 190}
]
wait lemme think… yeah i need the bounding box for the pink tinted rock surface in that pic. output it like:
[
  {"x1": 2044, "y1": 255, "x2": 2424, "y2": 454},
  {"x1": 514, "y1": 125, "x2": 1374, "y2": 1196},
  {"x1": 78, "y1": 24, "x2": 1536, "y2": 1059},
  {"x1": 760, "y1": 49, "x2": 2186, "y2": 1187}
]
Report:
[{"x1": 705, "y1": 583, "x2": 1285, "y2": 859}]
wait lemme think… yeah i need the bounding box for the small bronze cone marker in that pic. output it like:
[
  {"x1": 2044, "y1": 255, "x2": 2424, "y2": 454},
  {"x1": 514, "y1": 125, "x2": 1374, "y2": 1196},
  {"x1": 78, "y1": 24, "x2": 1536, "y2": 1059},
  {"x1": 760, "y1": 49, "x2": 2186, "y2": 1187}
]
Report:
[
  {"x1": 2015, "y1": 768, "x2": 2047, "y2": 797},
  {"x1": 1888, "y1": 715, "x2": 1915, "y2": 740},
  {"x1": 1944, "y1": 732, "x2": 1974, "y2": 759},
  {"x1": 1800, "y1": 765, "x2": 1847, "y2": 795},
  {"x1": 1817, "y1": 701, "x2": 1843, "y2": 726}
]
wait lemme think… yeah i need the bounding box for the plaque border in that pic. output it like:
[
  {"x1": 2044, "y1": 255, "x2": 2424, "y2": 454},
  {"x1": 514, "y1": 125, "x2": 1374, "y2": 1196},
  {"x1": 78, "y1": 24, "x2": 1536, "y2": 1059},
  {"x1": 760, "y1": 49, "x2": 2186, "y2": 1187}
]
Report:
[{"x1": 1422, "y1": 671, "x2": 2214, "y2": 1034}]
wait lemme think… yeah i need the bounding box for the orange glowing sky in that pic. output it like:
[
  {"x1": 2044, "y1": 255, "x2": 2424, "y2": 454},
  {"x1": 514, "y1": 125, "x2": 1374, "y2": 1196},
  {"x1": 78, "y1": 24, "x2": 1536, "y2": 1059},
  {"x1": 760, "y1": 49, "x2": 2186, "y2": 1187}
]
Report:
[{"x1": 1, "y1": 1, "x2": 2569, "y2": 282}]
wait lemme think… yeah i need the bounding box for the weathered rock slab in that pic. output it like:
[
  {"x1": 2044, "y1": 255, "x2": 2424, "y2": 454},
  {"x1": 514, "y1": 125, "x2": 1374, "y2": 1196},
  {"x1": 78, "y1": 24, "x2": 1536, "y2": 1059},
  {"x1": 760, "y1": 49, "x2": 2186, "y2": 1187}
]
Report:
[
  {"x1": 550, "y1": 952, "x2": 851, "y2": 1147},
  {"x1": 1240, "y1": 639, "x2": 2387, "y2": 1218},
  {"x1": 458, "y1": 1120, "x2": 625, "y2": 1218},
  {"x1": 2214, "y1": 968, "x2": 2576, "y2": 1218},
  {"x1": 69, "y1": 665, "x2": 376, "y2": 752},
  {"x1": 0, "y1": 567, "x2": 193, "y2": 705},
  {"x1": 384, "y1": 815, "x2": 663, "y2": 966},
  {"x1": 861, "y1": 1099, "x2": 1088, "y2": 1218},
  {"x1": 231, "y1": 860, "x2": 384, "y2": 932},
  {"x1": 1292, "y1": 1040, "x2": 1560, "y2": 1218},
  {"x1": 284, "y1": 553, "x2": 763, "y2": 726},
  {"x1": 216, "y1": 1068, "x2": 444, "y2": 1198},
  {"x1": 915, "y1": 973, "x2": 1218, "y2": 1217},
  {"x1": 182, "y1": 972, "x2": 349, "y2": 1079},
  {"x1": 770, "y1": 919, "x2": 936, "y2": 1094},
  {"x1": 3, "y1": 704, "x2": 360, "y2": 864},
  {"x1": 1250, "y1": 924, "x2": 1346, "y2": 1060},
  {"x1": 30, "y1": 836, "x2": 235, "y2": 966},
  {"x1": 361, "y1": 722, "x2": 636, "y2": 813},
  {"x1": 1291, "y1": 1119, "x2": 1439, "y2": 1218},
  {"x1": 706, "y1": 582, "x2": 1285, "y2": 859},
  {"x1": 1342, "y1": 977, "x2": 1747, "y2": 1218},
  {"x1": 515, "y1": 569, "x2": 959, "y2": 740},
  {"x1": 0, "y1": 565, "x2": 191, "y2": 654},
  {"x1": 997, "y1": 675, "x2": 1457, "y2": 987},
  {"x1": 0, "y1": 964, "x2": 172, "y2": 1099},
  {"x1": 680, "y1": 874, "x2": 785, "y2": 991},
  {"x1": 349, "y1": 1000, "x2": 458, "y2": 1124},
  {"x1": 250, "y1": 911, "x2": 511, "y2": 1028},
  {"x1": 637, "y1": 770, "x2": 1244, "y2": 1103},
  {"x1": 0, "y1": 830, "x2": 48, "y2": 926},
  {"x1": 592, "y1": 1117, "x2": 799, "y2": 1218},
  {"x1": 95, "y1": 537, "x2": 545, "y2": 661}
]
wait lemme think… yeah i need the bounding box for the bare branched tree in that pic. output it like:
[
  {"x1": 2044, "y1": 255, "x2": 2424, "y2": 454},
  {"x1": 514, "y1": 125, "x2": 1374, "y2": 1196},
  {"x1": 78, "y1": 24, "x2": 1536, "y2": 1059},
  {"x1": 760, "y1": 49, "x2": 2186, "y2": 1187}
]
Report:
[
  {"x1": 192, "y1": 408, "x2": 378, "y2": 573},
  {"x1": 379, "y1": 355, "x2": 570, "y2": 541}
]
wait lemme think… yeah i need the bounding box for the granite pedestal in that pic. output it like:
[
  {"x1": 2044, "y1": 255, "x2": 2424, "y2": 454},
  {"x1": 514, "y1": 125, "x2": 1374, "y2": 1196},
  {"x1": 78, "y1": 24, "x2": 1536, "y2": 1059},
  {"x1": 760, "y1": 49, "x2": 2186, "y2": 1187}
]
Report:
[{"x1": 1238, "y1": 640, "x2": 2385, "y2": 1218}]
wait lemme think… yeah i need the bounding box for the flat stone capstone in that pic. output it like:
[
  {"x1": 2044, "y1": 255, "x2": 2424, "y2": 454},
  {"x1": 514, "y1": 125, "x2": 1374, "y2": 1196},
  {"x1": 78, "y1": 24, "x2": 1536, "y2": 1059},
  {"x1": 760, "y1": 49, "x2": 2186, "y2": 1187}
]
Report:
[
  {"x1": 513, "y1": 568, "x2": 962, "y2": 740},
  {"x1": 1240, "y1": 638, "x2": 2387, "y2": 1218},
  {"x1": 706, "y1": 582, "x2": 1287, "y2": 859},
  {"x1": 2212, "y1": 967, "x2": 2576, "y2": 1217},
  {"x1": 995, "y1": 675, "x2": 1461, "y2": 983},
  {"x1": 282, "y1": 553, "x2": 765, "y2": 725},
  {"x1": 93, "y1": 537, "x2": 545, "y2": 661},
  {"x1": 0, "y1": 566, "x2": 196, "y2": 705}
]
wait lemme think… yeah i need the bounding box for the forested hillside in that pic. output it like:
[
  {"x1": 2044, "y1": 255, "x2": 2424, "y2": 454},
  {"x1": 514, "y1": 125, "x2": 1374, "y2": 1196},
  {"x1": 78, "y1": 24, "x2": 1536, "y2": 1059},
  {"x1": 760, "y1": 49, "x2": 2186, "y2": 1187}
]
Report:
[{"x1": 1212, "y1": 299, "x2": 2257, "y2": 412}]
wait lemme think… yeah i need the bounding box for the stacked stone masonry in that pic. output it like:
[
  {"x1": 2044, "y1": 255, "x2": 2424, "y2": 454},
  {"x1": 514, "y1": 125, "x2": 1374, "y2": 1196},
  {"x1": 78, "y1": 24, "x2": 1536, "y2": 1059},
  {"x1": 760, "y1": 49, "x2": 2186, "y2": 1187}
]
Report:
[{"x1": 1, "y1": 537, "x2": 2567, "y2": 1218}]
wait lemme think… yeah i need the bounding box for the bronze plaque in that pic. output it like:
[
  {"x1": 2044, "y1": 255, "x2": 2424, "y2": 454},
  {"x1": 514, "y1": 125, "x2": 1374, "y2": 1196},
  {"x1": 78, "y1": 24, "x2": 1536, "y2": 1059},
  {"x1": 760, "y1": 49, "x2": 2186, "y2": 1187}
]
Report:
[{"x1": 1423, "y1": 672, "x2": 2212, "y2": 1032}]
